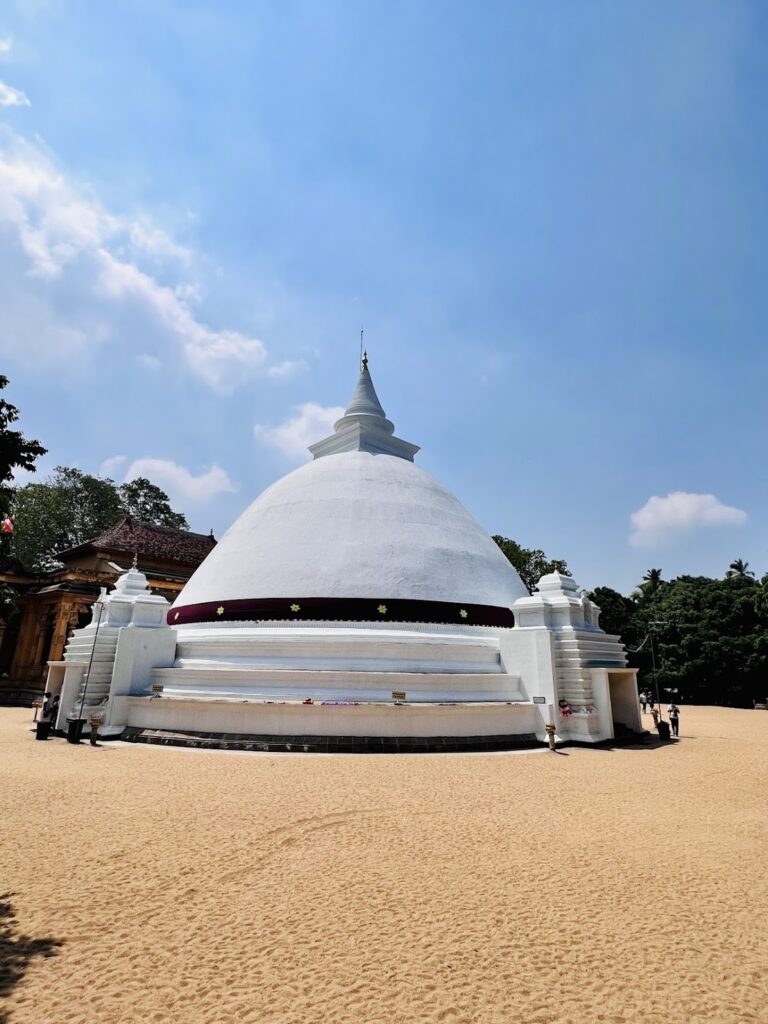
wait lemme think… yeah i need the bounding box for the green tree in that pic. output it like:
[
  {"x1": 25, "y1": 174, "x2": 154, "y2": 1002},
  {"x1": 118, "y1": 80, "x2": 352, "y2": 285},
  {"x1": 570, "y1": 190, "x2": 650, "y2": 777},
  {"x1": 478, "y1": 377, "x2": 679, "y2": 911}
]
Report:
[
  {"x1": 588, "y1": 586, "x2": 636, "y2": 640},
  {"x1": 755, "y1": 574, "x2": 768, "y2": 621},
  {"x1": 725, "y1": 558, "x2": 754, "y2": 579},
  {"x1": 628, "y1": 574, "x2": 765, "y2": 707},
  {"x1": 12, "y1": 467, "x2": 123, "y2": 571},
  {"x1": 118, "y1": 478, "x2": 189, "y2": 530},
  {"x1": 11, "y1": 467, "x2": 190, "y2": 572},
  {"x1": 492, "y1": 536, "x2": 570, "y2": 594},
  {"x1": 0, "y1": 375, "x2": 47, "y2": 516},
  {"x1": 10, "y1": 482, "x2": 62, "y2": 571},
  {"x1": 640, "y1": 568, "x2": 664, "y2": 595}
]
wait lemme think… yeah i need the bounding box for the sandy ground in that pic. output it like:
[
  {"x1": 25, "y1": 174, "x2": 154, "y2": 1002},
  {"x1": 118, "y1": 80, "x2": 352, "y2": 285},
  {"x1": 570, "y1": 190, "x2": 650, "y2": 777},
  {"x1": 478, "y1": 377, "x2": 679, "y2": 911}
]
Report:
[{"x1": 1, "y1": 706, "x2": 766, "y2": 1024}]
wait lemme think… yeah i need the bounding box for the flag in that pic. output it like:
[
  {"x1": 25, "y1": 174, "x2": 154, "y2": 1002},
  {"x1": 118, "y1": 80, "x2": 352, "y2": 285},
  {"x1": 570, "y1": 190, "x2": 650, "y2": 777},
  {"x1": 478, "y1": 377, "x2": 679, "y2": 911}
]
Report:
[{"x1": 1, "y1": 515, "x2": 14, "y2": 534}]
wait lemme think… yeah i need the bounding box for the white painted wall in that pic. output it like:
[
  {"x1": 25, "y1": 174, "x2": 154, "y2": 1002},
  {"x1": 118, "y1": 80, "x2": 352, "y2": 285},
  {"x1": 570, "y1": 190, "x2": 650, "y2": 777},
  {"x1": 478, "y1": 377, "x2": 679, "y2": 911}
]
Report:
[
  {"x1": 125, "y1": 695, "x2": 539, "y2": 739},
  {"x1": 104, "y1": 626, "x2": 178, "y2": 731},
  {"x1": 43, "y1": 662, "x2": 66, "y2": 698},
  {"x1": 54, "y1": 664, "x2": 85, "y2": 730},
  {"x1": 608, "y1": 670, "x2": 642, "y2": 731},
  {"x1": 589, "y1": 670, "x2": 614, "y2": 742},
  {"x1": 498, "y1": 628, "x2": 557, "y2": 704}
]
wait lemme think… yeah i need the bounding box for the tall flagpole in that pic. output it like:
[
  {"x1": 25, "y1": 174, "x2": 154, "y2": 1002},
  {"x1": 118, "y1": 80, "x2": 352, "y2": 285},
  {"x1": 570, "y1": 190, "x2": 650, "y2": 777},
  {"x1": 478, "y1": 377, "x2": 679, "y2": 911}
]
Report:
[{"x1": 77, "y1": 598, "x2": 105, "y2": 723}]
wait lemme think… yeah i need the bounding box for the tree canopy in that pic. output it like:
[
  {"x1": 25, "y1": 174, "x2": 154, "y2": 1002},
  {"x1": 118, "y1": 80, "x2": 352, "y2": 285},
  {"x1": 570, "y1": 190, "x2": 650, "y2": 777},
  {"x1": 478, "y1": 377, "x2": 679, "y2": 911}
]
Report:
[
  {"x1": 640, "y1": 567, "x2": 665, "y2": 594},
  {"x1": 0, "y1": 375, "x2": 47, "y2": 516},
  {"x1": 589, "y1": 585, "x2": 635, "y2": 638},
  {"x1": 11, "y1": 467, "x2": 189, "y2": 572},
  {"x1": 726, "y1": 558, "x2": 754, "y2": 579},
  {"x1": 118, "y1": 478, "x2": 189, "y2": 531},
  {"x1": 492, "y1": 536, "x2": 570, "y2": 593},
  {"x1": 589, "y1": 564, "x2": 768, "y2": 708}
]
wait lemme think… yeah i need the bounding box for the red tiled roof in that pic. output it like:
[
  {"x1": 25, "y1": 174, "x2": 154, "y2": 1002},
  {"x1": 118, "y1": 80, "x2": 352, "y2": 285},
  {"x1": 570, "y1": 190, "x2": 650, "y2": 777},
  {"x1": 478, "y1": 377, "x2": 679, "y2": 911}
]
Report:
[{"x1": 58, "y1": 518, "x2": 216, "y2": 567}]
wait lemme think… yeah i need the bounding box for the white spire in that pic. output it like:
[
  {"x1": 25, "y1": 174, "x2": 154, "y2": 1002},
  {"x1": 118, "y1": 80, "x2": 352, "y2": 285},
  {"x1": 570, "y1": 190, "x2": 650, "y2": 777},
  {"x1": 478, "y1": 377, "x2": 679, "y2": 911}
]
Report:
[
  {"x1": 309, "y1": 356, "x2": 420, "y2": 461},
  {"x1": 333, "y1": 352, "x2": 395, "y2": 434}
]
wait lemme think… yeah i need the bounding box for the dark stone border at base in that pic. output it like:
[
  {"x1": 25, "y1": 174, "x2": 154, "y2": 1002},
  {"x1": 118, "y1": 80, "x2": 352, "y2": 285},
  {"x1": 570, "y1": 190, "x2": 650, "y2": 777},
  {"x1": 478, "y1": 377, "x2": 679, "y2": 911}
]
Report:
[
  {"x1": 121, "y1": 727, "x2": 544, "y2": 754},
  {"x1": 1, "y1": 689, "x2": 44, "y2": 708}
]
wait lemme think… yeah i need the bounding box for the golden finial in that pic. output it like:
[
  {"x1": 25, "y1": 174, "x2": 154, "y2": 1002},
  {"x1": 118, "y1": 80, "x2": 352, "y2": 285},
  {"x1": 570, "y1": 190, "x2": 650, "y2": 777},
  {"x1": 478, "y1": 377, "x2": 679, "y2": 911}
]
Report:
[
  {"x1": 362, "y1": 349, "x2": 368, "y2": 371},
  {"x1": 131, "y1": 552, "x2": 138, "y2": 570}
]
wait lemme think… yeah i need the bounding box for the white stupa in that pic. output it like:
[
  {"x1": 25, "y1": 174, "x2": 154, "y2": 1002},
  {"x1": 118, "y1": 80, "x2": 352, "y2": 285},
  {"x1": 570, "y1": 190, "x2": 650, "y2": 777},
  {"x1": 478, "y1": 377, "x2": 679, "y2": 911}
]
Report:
[
  {"x1": 49, "y1": 357, "x2": 642, "y2": 750},
  {"x1": 171, "y1": 353, "x2": 527, "y2": 628}
]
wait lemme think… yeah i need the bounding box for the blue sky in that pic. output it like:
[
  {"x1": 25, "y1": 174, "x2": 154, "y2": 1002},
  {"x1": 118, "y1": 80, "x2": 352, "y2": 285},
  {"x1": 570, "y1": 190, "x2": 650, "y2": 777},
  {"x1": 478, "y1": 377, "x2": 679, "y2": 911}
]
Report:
[{"x1": 0, "y1": 0, "x2": 766, "y2": 595}]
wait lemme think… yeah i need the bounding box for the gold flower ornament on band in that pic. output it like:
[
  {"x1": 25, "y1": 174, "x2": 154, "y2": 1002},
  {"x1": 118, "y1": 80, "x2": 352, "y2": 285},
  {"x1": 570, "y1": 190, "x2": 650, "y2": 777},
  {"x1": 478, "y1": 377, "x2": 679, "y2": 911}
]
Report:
[
  {"x1": 459, "y1": 609, "x2": 468, "y2": 619},
  {"x1": 216, "y1": 606, "x2": 225, "y2": 616},
  {"x1": 290, "y1": 603, "x2": 301, "y2": 612},
  {"x1": 377, "y1": 604, "x2": 388, "y2": 615}
]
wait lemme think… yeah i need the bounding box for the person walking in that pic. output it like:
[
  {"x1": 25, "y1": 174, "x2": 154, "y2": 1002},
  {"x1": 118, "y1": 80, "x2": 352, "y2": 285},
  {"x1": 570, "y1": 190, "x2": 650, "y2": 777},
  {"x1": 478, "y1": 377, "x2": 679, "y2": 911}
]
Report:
[
  {"x1": 639, "y1": 691, "x2": 647, "y2": 714},
  {"x1": 668, "y1": 703, "x2": 680, "y2": 737},
  {"x1": 647, "y1": 694, "x2": 655, "y2": 713}
]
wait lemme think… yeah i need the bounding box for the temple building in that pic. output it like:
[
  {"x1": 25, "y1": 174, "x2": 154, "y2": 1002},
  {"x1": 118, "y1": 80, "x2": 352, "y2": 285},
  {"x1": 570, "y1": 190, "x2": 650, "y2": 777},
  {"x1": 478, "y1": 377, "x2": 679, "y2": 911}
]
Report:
[
  {"x1": 47, "y1": 359, "x2": 642, "y2": 751},
  {"x1": 0, "y1": 519, "x2": 215, "y2": 698}
]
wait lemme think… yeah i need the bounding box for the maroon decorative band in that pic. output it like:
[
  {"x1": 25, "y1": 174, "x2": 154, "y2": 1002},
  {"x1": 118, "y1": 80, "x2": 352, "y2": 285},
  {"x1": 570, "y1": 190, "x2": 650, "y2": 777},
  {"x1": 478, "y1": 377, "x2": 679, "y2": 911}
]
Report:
[{"x1": 168, "y1": 597, "x2": 515, "y2": 628}]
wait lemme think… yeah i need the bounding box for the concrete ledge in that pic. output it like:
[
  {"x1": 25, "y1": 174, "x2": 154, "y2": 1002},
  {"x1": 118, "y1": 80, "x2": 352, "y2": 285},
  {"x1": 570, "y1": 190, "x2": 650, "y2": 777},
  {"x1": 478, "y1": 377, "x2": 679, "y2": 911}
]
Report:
[{"x1": 122, "y1": 694, "x2": 541, "y2": 738}]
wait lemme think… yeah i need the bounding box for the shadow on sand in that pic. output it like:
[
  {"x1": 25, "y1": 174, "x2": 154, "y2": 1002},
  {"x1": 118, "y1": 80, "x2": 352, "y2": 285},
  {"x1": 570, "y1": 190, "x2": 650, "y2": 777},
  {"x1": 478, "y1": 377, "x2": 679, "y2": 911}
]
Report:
[
  {"x1": 585, "y1": 736, "x2": 685, "y2": 753},
  {"x1": 0, "y1": 894, "x2": 62, "y2": 1023}
]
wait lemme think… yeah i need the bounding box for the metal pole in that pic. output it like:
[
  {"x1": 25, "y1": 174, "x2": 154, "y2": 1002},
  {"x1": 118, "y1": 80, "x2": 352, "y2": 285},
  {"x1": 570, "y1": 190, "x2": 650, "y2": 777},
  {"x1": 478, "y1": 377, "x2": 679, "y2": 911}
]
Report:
[
  {"x1": 77, "y1": 598, "x2": 104, "y2": 722},
  {"x1": 649, "y1": 622, "x2": 667, "y2": 720}
]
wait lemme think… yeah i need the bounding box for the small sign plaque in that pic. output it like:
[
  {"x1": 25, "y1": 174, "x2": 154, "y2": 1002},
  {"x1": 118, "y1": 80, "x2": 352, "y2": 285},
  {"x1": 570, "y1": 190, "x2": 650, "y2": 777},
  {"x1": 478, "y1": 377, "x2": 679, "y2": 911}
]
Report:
[
  {"x1": 532, "y1": 696, "x2": 547, "y2": 705},
  {"x1": 151, "y1": 684, "x2": 164, "y2": 693},
  {"x1": 391, "y1": 690, "x2": 406, "y2": 701}
]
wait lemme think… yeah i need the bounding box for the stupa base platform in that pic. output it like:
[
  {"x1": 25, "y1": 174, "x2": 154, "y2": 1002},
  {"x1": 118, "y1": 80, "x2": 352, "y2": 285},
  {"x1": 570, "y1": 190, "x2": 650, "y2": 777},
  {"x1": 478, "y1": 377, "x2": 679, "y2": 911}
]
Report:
[
  {"x1": 118, "y1": 693, "x2": 543, "y2": 740},
  {"x1": 121, "y1": 725, "x2": 544, "y2": 754}
]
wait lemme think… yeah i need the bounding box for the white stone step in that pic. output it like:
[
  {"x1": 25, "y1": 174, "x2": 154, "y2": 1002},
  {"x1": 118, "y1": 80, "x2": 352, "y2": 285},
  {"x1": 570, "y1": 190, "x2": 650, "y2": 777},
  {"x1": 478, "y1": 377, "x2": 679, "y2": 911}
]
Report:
[
  {"x1": 151, "y1": 667, "x2": 523, "y2": 703},
  {"x1": 174, "y1": 626, "x2": 502, "y2": 674},
  {"x1": 553, "y1": 635, "x2": 627, "y2": 667}
]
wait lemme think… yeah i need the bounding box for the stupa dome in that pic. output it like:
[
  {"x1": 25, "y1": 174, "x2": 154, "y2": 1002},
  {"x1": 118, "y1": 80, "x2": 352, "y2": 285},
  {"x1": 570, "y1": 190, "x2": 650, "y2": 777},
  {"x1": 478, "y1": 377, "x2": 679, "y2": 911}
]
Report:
[{"x1": 170, "y1": 358, "x2": 527, "y2": 627}]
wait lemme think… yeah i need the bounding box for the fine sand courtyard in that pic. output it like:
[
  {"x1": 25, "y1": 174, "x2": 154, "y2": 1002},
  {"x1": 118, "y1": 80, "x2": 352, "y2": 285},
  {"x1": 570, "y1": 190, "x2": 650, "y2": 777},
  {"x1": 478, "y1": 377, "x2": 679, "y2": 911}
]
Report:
[{"x1": 1, "y1": 705, "x2": 766, "y2": 1024}]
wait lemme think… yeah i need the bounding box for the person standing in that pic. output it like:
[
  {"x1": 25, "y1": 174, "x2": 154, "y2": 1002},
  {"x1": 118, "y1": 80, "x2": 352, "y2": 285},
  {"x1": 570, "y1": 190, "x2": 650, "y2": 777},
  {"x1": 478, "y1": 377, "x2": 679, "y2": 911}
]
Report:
[
  {"x1": 48, "y1": 694, "x2": 60, "y2": 725},
  {"x1": 639, "y1": 691, "x2": 647, "y2": 714},
  {"x1": 650, "y1": 706, "x2": 660, "y2": 728},
  {"x1": 668, "y1": 703, "x2": 680, "y2": 737}
]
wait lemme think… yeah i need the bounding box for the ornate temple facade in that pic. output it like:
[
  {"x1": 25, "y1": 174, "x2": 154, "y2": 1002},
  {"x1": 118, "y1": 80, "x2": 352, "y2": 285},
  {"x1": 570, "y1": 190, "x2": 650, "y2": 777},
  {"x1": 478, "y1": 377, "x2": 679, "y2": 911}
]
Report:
[{"x1": 0, "y1": 519, "x2": 215, "y2": 698}]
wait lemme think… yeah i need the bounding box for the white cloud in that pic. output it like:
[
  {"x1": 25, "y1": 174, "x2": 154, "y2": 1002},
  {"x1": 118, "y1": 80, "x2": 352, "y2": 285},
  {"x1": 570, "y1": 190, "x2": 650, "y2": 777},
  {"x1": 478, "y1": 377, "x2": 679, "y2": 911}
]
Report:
[
  {"x1": 94, "y1": 248, "x2": 269, "y2": 391},
  {"x1": 0, "y1": 41, "x2": 28, "y2": 106},
  {"x1": 0, "y1": 81, "x2": 29, "y2": 107},
  {"x1": 126, "y1": 219, "x2": 192, "y2": 265},
  {"x1": 265, "y1": 358, "x2": 308, "y2": 379},
  {"x1": 123, "y1": 458, "x2": 236, "y2": 503},
  {"x1": 629, "y1": 491, "x2": 747, "y2": 547},
  {"x1": 255, "y1": 403, "x2": 345, "y2": 461},
  {"x1": 99, "y1": 454, "x2": 127, "y2": 478},
  {"x1": 0, "y1": 130, "x2": 294, "y2": 390}
]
